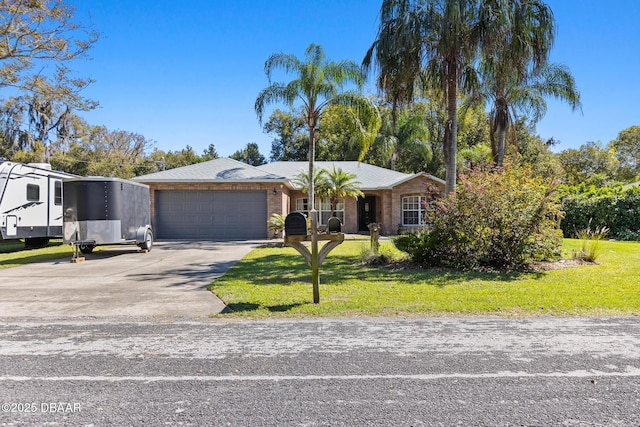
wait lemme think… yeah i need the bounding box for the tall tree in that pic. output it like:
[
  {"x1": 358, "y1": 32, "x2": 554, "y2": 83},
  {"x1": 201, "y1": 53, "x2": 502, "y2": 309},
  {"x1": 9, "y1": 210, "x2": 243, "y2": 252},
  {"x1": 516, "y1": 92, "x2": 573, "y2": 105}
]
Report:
[
  {"x1": 255, "y1": 43, "x2": 379, "y2": 303},
  {"x1": 368, "y1": 0, "x2": 486, "y2": 194},
  {"x1": 202, "y1": 143, "x2": 219, "y2": 160},
  {"x1": 478, "y1": 0, "x2": 581, "y2": 167},
  {"x1": 557, "y1": 141, "x2": 617, "y2": 186},
  {"x1": 230, "y1": 142, "x2": 266, "y2": 166},
  {"x1": 511, "y1": 118, "x2": 563, "y2": 180},
  {"x1": 256, "y1": 43, "x2": 379, "y2": 210},
  {"x1": 373, "y1": 104, "x2": 431, "y2": 171},
  {"x1": 47, "y1": 121, "x2": 154, "y2": 178},
  {"x1": 363, "y1": 0, "x2": 422, "y2": 156},
  {"x1": 610, "y1": 125, "x2": 640, "y2": 182},
  {"x1": 0, "y1": 0, "x2": 99, "y2": 157},
  {"x1": 145, "y1": 145, "x2": 204, "y2": 172},
  {"x1": 318, "y1": 105, "x2": 382, "y2": 162},
  {"x1": 264, "y1": 109, "x2": 308, "y2": 161}
]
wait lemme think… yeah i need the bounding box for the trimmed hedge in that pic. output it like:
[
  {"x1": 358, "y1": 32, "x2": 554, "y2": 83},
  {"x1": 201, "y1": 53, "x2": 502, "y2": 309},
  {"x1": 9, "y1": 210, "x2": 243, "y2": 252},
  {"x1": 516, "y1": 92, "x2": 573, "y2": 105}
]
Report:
[{"x1": 560, "y1": 185, "x2": 640, "y2": 241}]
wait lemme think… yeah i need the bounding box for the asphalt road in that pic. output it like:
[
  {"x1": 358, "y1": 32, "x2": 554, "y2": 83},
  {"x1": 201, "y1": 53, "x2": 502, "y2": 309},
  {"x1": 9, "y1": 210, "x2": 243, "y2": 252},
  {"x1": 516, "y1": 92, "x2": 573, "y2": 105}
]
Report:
[{"x1": 1, "y1": 316, "x2": 640, "y2": 426}]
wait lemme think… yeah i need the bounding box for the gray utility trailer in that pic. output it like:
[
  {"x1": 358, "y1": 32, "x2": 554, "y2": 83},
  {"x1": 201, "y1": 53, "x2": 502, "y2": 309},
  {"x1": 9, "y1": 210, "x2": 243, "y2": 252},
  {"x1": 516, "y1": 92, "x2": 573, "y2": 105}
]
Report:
[
  {"x1": 63, "y1": 177, "x2": 153, "y2": 254},
  {"x1": 0, "y1": 158, "x2": 76, "y2": 248}
]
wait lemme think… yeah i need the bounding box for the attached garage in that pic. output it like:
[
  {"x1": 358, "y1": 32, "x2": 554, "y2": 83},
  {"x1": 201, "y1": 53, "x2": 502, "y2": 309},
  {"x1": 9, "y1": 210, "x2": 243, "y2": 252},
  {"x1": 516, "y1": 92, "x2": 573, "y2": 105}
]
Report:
[{"x1": 154, "y1": 190, "x2": 268, "y2": 240}]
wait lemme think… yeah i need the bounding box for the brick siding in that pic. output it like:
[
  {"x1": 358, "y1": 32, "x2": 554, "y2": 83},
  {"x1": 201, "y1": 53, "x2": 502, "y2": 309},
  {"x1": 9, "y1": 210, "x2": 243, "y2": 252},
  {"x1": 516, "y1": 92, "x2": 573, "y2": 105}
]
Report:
[{"x1": 143, "y1": 174, "x2": 444, "y2": 238}]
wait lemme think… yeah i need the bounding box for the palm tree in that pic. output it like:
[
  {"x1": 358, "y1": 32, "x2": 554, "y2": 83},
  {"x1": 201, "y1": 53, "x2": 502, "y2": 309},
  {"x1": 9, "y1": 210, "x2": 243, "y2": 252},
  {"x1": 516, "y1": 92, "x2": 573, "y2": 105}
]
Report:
[
  {"x1": 363, "y1": 0, "x2": 422, "y2": 152},
  {"x1": 255, "y1": 43, "x2": 379, "y2": 216},
  {"x1": 488, "y1": 63, "x2": 580, "y2": 167},
  {"x1": 367, "y1": 0, "x2": 485, "y2": 194},
  {"x1": 321, "y1": 166, "x2": 364, "y2": 217},
  {"x1": 256, "y1": 45, "x2": 378, "y2": 304},
  {"x1": 292, "y1": 166, "x2": 363, "y2": 218},
  {"x1": 478, "y1": 0, "x2": 581, "y2": 167},
  {"x1": 373, "y1": 105, "x2": 432, "y2": 171},
  {"x1": 292, "y1": 169, "x2": 330, "y2": 201}
]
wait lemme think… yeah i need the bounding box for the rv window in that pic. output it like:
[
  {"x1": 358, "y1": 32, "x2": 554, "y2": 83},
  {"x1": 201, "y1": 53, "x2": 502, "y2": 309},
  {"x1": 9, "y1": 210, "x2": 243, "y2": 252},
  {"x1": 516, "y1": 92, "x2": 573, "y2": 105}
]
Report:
[
  {"x1": 27, "y1": 184, "x2": 40, "y2": 201},
  {"x1": 54, "y1": 181, "x2": 62, "y2": 205}
]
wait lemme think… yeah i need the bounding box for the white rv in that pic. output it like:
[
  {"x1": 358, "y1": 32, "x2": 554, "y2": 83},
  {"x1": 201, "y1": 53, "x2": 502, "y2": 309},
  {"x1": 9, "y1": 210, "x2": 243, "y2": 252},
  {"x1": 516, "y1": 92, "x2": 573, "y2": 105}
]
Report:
[{"x1": 0, "y1": 158, "x2": 76, "y2": 248}]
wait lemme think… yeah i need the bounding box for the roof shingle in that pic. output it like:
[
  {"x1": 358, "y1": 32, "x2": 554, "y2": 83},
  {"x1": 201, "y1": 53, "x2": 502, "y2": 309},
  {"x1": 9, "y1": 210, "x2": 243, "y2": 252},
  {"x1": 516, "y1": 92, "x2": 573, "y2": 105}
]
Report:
[
  {"x1": 257, "y1": 161, "x2": 442, "y2": 190},
  {"x1": 134, "y1": 158, "x2": 286, "y2": 182}
]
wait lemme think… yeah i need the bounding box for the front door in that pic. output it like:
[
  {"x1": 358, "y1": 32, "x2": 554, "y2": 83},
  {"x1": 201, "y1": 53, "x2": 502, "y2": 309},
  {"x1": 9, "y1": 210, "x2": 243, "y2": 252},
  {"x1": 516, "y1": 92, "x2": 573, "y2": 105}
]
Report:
[{"x1": 358, "y1": 196, "x2": 376, "y2": 232}]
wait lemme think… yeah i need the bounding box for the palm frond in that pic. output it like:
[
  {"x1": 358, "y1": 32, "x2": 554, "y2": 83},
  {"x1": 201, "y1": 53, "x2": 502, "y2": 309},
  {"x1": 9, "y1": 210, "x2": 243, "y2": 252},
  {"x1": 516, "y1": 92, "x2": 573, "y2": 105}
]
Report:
[
  {"x1": 255, "y1": 82, "x2": 297, "y2": 124},
  {"x1": 264, "y1": 53, "x2": 301, "y2": 82}
]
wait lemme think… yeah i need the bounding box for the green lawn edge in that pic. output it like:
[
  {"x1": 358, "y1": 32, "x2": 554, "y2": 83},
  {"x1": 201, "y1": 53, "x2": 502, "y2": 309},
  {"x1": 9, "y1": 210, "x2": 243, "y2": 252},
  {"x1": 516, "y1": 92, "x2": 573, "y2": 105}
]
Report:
[
  {"x1": 0, "y1": 240, "x2": 74, "y2": 268},
  {"x1": 209, "y1": 239, "x2": 640, "y2": 318}
]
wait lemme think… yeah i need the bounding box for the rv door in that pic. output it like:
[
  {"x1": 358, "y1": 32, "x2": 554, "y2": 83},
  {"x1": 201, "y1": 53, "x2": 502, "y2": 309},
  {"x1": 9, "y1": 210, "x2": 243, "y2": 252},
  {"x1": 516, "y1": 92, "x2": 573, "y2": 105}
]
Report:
[
  {"x1": 48, "y1": 178, "x2": 63, "y2": 231},
  {"x1": 5, "y1": 215, "x2": 17, "y2": 237}
]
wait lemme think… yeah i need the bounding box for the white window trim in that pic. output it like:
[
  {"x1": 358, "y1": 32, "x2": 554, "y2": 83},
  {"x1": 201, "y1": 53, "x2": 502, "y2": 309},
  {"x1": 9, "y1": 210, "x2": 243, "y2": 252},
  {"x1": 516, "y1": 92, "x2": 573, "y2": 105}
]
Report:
[
  {"x1": 401, "y1": 195, "x2": 430, "y2": 226},
  {"x1": 295, "y1": 197, "x2": 344, "y2": 226}
]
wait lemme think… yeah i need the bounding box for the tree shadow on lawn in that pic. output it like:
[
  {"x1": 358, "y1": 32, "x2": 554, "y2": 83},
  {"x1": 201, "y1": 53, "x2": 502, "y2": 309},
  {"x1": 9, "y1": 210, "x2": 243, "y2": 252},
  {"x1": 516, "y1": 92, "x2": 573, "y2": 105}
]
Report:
[
  {"x1": 225, "y1": 252, "x2": 543, "y2": 288},
  {"x1": 223, "y1": 301, "x2": 306, "y2": 314}
]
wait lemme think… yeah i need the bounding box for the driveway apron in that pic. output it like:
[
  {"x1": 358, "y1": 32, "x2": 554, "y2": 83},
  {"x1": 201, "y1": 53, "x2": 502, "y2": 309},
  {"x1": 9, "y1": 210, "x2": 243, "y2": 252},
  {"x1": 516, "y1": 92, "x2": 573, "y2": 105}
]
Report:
[{"x1": 0, "y1": 240, "x2": 261, "y2": 319}]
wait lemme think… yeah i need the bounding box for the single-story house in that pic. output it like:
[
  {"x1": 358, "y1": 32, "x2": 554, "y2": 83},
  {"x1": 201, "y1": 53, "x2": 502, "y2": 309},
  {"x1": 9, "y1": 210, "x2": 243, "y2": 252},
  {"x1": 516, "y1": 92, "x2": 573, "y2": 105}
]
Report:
[{"x1": 133, "y1": 158, "x2": 445, "y2": 239}]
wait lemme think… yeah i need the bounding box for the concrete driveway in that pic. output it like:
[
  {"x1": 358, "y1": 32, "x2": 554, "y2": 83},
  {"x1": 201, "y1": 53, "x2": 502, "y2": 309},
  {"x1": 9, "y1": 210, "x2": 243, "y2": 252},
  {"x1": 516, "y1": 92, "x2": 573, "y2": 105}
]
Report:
[{"x1": 0, "y1": 240, "x2": 263, "y2": 319}]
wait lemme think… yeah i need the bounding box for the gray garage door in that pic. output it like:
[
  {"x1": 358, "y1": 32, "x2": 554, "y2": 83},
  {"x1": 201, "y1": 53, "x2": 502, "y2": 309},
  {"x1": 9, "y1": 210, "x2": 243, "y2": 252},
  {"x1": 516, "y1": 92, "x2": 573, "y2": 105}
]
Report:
[{"x1": 155, "y1": 190, "x2": 267, "y2": 239}]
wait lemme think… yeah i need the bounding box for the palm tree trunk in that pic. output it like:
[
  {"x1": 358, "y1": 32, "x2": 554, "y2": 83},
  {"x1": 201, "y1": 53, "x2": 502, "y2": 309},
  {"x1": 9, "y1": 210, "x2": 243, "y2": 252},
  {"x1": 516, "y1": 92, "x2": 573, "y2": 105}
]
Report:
[
  {"x1": 444, "y1": 70, "x2": 458, "y2": 195},
  {"x1": 308, "y1": 125, "x2": 315, "y2": 214},
  {"x1": 496, "y1": 122, "x2": 507, "y2": 168},
  {"x1": 308, "y1": 124, "x2": 320, "y2": 304},
  {"x1": 390, "y1": 101, "x2": 398, "y2": 171},
  {"x1": 494, "y1": 97, "x2": 509, "y2": 168}
]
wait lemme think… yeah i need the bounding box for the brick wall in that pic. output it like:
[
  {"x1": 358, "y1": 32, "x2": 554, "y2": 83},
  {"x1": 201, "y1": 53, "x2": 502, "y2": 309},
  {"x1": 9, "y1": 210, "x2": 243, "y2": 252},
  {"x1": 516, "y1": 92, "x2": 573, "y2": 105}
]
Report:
[
  {"x1": 143, "y1": 174, "x2": 445, "y2": 238},
  {"x1": 390, "y1": 174, "x2": 445, "y2": 234}
]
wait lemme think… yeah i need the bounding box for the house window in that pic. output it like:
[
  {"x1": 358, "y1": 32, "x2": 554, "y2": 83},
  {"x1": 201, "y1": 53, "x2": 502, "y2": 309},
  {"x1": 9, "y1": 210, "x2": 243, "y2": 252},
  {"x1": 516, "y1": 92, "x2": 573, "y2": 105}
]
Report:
[
  {"x1": 295, "y1": 198, "x2": 344, "y2": 225},
  {"x1": 402, "y1": 195, "x2": 430, "y2": 226},
  {"x1": 54, "y1": 181, "x2": 62, "y2": 205},
  {"x1": 27, "y1": 184, "x2": 40, "y2": 201}
]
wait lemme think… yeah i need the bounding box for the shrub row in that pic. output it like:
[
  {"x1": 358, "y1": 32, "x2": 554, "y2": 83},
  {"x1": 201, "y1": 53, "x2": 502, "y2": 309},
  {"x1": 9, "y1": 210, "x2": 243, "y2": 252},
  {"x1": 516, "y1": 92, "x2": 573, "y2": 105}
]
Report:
[{"x1": 560, "y1": 185, "x2": 640, "y2": 241}]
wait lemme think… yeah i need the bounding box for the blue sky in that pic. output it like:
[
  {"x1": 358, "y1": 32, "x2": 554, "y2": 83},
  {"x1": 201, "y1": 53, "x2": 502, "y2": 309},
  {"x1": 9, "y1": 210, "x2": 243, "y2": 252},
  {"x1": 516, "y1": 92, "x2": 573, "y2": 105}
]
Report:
[{"x1": 69, "y1": 0, "x2": 640, "y2": 159}]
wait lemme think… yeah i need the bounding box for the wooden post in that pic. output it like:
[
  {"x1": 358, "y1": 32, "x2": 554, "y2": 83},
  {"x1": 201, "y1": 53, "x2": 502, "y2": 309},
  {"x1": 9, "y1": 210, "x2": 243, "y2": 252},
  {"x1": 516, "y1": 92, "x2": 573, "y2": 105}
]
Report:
[
  {"x1": 368, "y1": 223, "x2": 380, "y2": 255},
  {"x1": 284, "y1": 231, "x2": 344, "y2": 305},
  {"x1": 310, "y1": 209, "x2": 320, "y2": 304}
]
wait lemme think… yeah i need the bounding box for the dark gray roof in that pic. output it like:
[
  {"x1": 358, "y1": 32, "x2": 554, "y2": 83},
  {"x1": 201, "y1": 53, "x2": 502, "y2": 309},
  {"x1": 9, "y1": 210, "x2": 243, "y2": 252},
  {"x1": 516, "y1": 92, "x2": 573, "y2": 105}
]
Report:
[
  {"x1": 133, "y1": 157, "x2": 287, "y2": 183},
  {"x1": 257, "y1": 161, "x2": 444, "y2": 190}
]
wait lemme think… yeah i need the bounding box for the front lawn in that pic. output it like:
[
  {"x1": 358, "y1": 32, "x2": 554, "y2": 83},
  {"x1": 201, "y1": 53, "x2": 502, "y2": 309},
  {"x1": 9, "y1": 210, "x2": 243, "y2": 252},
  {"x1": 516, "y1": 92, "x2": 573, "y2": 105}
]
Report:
[
  {"x1": 0, "y1": 240, "x2": 73, "y2": 268},
  {"x1": 210, "y1": 239, "x2": 640, "y2": 317}
]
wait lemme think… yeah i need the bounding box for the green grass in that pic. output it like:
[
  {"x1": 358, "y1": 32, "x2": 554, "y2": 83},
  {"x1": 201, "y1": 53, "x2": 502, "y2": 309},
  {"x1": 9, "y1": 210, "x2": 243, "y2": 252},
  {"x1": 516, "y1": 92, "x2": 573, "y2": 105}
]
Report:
[
  {"x1": 210, "y1": 239, "x2": 640, "y2": 318},
  {"x1": 0, "y1": 240, "x2": 74, "y2": 268}
]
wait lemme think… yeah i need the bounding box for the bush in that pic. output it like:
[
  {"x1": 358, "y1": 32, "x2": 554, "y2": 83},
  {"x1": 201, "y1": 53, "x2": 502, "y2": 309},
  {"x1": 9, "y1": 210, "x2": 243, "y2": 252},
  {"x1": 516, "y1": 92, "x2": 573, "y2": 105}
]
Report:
[
  {"x1": 560, "y1": 185, "x2": 640, "y2": 241},
  {"x1": 394, "y1": 166, "x2": 563, "y2": 270},
  {"x1": 358, "y1": 242, "x2": 407, "y2": 266},
  {"x1": 267, "y1": 213, "x2": 285, "y2": 237}
]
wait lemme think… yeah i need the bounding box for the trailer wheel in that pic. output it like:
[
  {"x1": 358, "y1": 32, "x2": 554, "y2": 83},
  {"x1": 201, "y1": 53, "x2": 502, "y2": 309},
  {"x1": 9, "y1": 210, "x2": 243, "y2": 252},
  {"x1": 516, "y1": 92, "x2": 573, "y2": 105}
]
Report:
[
  {"x1": 79, "y1": 244, "x2": 95, "y2": 254},
  {"x1": 138, "y1": 229, "x2": 153, "y2": 251}
]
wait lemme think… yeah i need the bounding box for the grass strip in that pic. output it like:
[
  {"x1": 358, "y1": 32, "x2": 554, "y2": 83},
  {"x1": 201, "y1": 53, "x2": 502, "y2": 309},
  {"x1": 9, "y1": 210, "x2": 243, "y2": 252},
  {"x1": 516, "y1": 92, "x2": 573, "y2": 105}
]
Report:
[{"x1": 210, "y1": 239, "x2": 640, "y2": 318}]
